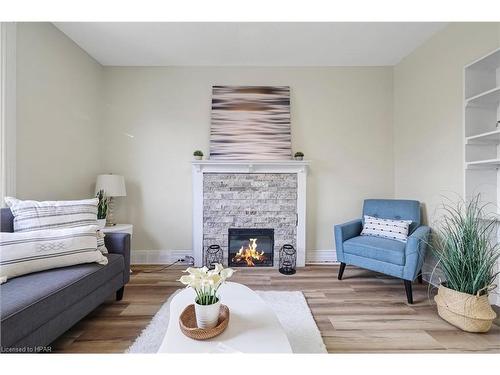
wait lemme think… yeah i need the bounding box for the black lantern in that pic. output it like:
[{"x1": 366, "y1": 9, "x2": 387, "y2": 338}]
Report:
[
  {"x1": 279, "y1": 244, "x2": 296, "y2": 275},
  {"x1": 205, "y1": 244, "x2": 223, "y2": 269}
]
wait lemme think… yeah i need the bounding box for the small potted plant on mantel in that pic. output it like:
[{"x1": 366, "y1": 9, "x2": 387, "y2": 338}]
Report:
[
  {"x1": 193, "y1": 150, "x2": 204, "y2": 160},
  {"x1": 179, "y1": 264, "x2": 234, "y2": 329},
  {"x1": 294, "y1": 151, "x2": 304, "y2": 161},
  {"x1": 432, "y1": 195, "x2": 498, "y2": 332},
  {"x1": 96, "y1": 189, "x2": 108, "y2": 229}
]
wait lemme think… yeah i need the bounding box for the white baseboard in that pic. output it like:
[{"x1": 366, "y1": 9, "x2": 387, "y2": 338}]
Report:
[
  {"x1": 422, "y1": 274, "x2": 436, "y2": 286},
  {"x1": 305, "y1": 249, "x2": 338, "y2": 264},
  {"x1": 131, "y1": 249, "x2": 193, "y2": 265},
  {"x1": 131, "y1": 249, "x2": 338, "y2": 265}
]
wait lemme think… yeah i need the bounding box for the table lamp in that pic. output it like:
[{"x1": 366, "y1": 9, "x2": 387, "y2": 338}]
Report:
[{"x1": 95, "y1": 174, "x2": 127, "y2": 226}]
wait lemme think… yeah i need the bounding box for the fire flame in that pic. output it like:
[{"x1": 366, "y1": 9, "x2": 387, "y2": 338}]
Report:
[{"x1": 232, "y1": 238, "x2": 266, "y2": 267}]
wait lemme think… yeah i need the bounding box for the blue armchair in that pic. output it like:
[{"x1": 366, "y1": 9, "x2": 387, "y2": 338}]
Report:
[{"x1": 334, "y1": 199, "x2": 430, "y2": 304}]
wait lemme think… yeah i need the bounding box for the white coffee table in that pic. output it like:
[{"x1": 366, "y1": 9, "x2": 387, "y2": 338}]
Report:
[{"x1": 158, "y1": 282, "x2": 292, "y2": 353}]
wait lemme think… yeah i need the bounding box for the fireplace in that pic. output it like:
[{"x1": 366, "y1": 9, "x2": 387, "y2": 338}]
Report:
[
  {"x1": 228, "y1": 228, "x2": 274, "y2": 267},
  {"x1": 192, "y1": 161, "x2": 308, "y2": 267}
]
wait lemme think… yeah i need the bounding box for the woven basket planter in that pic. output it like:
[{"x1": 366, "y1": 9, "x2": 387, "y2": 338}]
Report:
[{"x1": 434, "y1": 284, "x2": 497, "y2": 333}]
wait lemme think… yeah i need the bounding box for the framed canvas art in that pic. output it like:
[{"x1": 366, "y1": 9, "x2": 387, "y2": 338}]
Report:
[{"x1": 210, "y1": 86, "x2": 292, "y2": 160}]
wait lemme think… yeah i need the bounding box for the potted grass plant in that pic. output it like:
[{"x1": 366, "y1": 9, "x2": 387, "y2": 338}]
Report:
[
  {"x1": 193, "y1": 150, "x2": 204, "y2": 160},
  {"x1": 179, "y1": 264, "x2": 235, "y2": 329},
  {"x1": 96, "y1": 189, "x2": 108, "y2": 229},
  {"x1": 431, "y1": 195, "x2": 499, "y2": 332},
  {"x1": 294, "y1": 151, "x2": 304, "y2": 161}
]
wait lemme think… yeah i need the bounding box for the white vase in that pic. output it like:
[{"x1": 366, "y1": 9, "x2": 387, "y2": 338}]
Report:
[
  {"x1": 194, "y1": 299, "x2": 221, "y2": 329},
  {"x1": 97, "y1": 218, "x2": 106, "y2": 229},
  {"x1": 194, "y1": 155, "x2": 203, "y2": 160}
]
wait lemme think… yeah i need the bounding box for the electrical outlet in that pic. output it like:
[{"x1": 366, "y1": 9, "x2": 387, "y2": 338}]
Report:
[{"x1": 177, "y1": 256, "x2": 195, "y2": 266}]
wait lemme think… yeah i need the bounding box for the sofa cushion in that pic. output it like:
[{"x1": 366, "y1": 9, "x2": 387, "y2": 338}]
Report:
[
  {"x1": 0, "y1": 225, "x2": 107, "y2": 284},
  {"x1": 343, "y1": 235, "x2": 406, "y2": 265},
  {"x1": 0, "y1": 253, "x2": 124, "y2": 347},
  {"x1": 4, "y1": 197, "x2": 107, "y2": 254}
]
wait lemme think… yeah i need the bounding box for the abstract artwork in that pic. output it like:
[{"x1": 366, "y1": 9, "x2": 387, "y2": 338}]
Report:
[{"x1": 210, "y1": 86, "x2": 291, "y2": 160}]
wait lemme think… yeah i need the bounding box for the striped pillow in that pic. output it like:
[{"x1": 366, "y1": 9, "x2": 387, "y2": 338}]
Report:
[
  {"x1": 0, "y1": 225, "x2": 108, "y2": 284},
  {"x1": 361, "y1": 215, "x2": 412, "y2": 243},
  {"x1": 4, "y1": 197, "x2": 107, "y2": 254}
]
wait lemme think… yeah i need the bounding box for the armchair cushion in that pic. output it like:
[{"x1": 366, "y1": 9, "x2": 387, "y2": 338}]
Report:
[
  {"x1": 343, "y1": 235, "x2": 406, "y2": 266},
  {"x1": 363, "y1": 199, "x2": 421, "y2": 234},
  {"x1": 361, "y1": 215, "x2": 411, "y2": 243}
]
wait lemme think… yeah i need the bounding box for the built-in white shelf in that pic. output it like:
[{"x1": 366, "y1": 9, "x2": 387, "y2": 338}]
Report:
[
  {"x1": 465, "y1": 46, "x2": 500, "y2": 71},
  {"x1": 464, "y1": 47, "x2": 500, "y2": 307},
  {"x1": 465, "y1": 86, "x2": 500, "y2": 107},
  {"x1": 466, "y1": 129, "x2": 500, "y2": 144},
  {"x1": 466, "y1": 158, "x2": 500, "y2": 169}
]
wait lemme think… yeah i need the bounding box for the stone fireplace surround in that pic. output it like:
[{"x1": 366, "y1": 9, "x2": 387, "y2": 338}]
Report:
[
  {"x1": 204, "y1": 173, "x2": 296, "y2": 267},
  {"x1": 192, "y1": 160, "x2": 309, "y2": 267}
]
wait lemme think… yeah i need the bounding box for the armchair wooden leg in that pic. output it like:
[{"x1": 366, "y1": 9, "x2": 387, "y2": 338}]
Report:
[
  {"x1": 338, "y1": 262, "x2": 346, "y2": 280},
  {"x1": 404, "y1": 280, "x2": 413, "y2": 304},
  {"x1": 417, "y1": 270, "x2": 423, "y2": 284},
  {"x1": 116, "y1": 286, "x2": 125, "y2": 301}
]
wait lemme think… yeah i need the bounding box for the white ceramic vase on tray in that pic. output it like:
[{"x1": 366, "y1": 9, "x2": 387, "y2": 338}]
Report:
[{"x1": 194, "y1": 299, "x2": 221, "y2": 329}]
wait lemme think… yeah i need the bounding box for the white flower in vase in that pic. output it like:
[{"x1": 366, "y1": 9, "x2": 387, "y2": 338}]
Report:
[{"x1": 178, "y1": 263, "x2": 235, "y2": 329}]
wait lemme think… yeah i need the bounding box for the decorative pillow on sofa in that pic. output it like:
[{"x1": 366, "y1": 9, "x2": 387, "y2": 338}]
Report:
[
  {"x1": 0, "y1": 225, "x2": 108, "y2": 284},
  {"x1": 361, "y1": 215, "x2": 412, "y2": 243},
  {"x1": 4, "y1": 197, "x2": 107, "y2": 254}
]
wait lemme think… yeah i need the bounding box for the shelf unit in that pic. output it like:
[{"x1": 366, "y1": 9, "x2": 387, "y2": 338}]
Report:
[
  {"x1": 464, "y1": 47, "x2": 500, "y2": 306},
  {"x1": 466, "y1": 129, "x2": 500, "y2": 144},
  {"x1": 466, "y1": 158, "x2": 500, "y2": 168},
  {"x1": 465, "y1": 86, "x2": 500, "y2": 107}
]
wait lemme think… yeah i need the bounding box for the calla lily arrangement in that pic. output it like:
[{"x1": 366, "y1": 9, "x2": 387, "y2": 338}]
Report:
[{"x1": 179, "y1": 264, "x2": 235, "y2": 306}]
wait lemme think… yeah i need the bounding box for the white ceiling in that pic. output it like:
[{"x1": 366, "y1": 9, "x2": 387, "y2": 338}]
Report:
[{"x1": 53, "y1": 22, "x2": 446, "y2": 66}]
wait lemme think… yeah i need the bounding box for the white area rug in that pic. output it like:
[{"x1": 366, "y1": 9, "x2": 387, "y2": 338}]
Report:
[{"x1": 127, "y1": 290, "x2": 327, "y2": 354}]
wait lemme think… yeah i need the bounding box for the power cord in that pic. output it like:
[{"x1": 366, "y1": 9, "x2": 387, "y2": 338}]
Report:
[
  {"x1": 140, "y1": 260, "x2": 181, "y2": 273},
  {"x1": 139, "y1": 256, "x2": 195, "y2": 273}
]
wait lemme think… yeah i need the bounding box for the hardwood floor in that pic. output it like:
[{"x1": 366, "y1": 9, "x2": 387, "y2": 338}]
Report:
[{"x1": 52, "y1": 264, "x2": 500, "y2": 353}]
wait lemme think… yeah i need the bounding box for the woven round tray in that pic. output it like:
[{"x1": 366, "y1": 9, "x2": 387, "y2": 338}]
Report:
[{"x1": 179, "y1": 304, "x2": 230, "y2": 340}]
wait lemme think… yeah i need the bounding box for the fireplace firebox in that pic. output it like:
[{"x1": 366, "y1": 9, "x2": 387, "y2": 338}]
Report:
[{"x1": 228, "y1": 228, "x2": 274, "y2": 267}]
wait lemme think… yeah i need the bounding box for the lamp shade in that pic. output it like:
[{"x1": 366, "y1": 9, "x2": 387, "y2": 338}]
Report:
[{"x1": 95, "y1": 174, "x2": 127, "y2": 197}]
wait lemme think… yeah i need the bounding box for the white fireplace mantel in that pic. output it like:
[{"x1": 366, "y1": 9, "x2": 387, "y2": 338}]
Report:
[
  {"x1": 192, "y1": 159, "x2": 310, "y2": 173},
  {"x1": 192, "y1": 160, "x2": 310, "y2": 267}
]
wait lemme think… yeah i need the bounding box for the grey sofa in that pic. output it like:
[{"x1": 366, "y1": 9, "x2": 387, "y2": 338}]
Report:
[{"x1": 0, "y1": 208, "x2": 131, "y2": 352}]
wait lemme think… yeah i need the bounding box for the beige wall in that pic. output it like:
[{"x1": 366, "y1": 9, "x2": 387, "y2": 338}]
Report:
[
  {"x1": 22, "y1": 22, "x2": 500, "y2": 260},
  {"x1": 102, "y1": 67, "x2": 394, "y2": 253},
  {"x1": 394, "y1": 23, "x2": 500, "y2": 220},
  {"x1": 10, "y1": 22, "x2": 500, "y2": 301},
  {"x1": 16, "y1": 22, "x2": 103, "y2": 200},
  {"x1": 393, "y1": 23, "x2": 500, "y2": 276}
]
